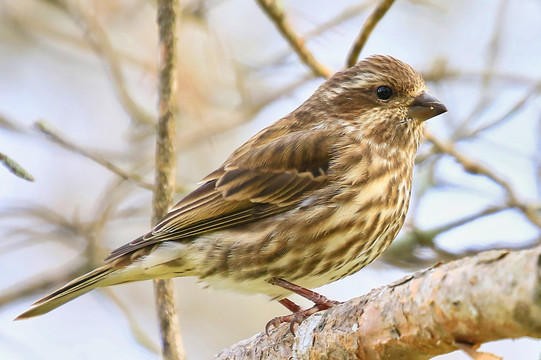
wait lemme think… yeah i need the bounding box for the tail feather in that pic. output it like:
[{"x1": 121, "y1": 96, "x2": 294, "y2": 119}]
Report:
[{"x1": 15, "y1": 265, "x2": 116, "y2": 320}]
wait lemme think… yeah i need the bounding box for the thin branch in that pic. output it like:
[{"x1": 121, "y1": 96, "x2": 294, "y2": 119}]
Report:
[
  {"x1": 0, "y1": 152, "x2": 34, "y2": 181},
  {"x1": 255, "y1": 0, "x2": 332, "y2": 78},
  {"x1": 425, "y1": 131, "x2": 541, "y2": 230},
  {"x1": 383, "y1": 205, "x2": 510, "y2": 268},
  {"x1": 34, "y1": 120, "x2": 155, "y2": 190},
  {"x1": 346, "y1": 0, "x2": 395, "y2": 67},
  {"x1": 4, "y1": 8, "x2": 155, "y2": 74},
  {"x1": 536, "y1": 116, "x2": 541, "y2": 198},
  {"x1": 262, "y1": 1, "x2": 375, "y2": 69},
  {"x1": 43, "y1": 0, "x2": 155, "y2": 126},
  {"x1": 0, "y1": 265, "x2": 88, "y2": 308},
  {"x1": 100, "y1": 288, "x2": 160, "y2": 355},
  {"x1": 176, "y1": 73, "x2": 314, "y2": 152},
  {"x1": 452, "y1": 0, "x2": 508, "y2": 137},
  {"x1": 467, "y1": 85, "x2": 538, "y2": 138},
  {"x1": 212, "y1": 246, "x2": 541, "y2": 359},
  {"x1": 153, "y1": 1, "x2": 185, "y2": 360}
]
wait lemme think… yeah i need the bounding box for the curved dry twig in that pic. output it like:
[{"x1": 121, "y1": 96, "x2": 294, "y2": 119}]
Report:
[
  {"x1": 34, "y1": 120, "x2": 155, "y2": 190},
  {"x1": 346, "y1": 0, "x2": 395, "y2": 67},
  {"x1": 255, "y1": 0, "x2": 332, "y2": 78},
  {"x1": 425, "y1": 131, "x2": 541, "y2": 231}
]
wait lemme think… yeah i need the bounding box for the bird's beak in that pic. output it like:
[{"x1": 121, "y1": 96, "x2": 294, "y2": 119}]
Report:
[{"x1": 407, "y1": 91, "x2": 447, "y2": 121}]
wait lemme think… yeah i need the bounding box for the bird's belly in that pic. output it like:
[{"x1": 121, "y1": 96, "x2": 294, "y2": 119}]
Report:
[{"x1": 192, "y1": 219, "x2": 401, "y2": 298}]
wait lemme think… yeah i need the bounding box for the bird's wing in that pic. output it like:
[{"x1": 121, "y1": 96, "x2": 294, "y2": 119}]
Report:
[{"x1": 105, "y1": 129, "x2": 337, "y2": 262}]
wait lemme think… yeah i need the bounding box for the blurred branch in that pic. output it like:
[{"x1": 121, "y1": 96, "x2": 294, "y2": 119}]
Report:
[
  {"x1": 0, "y1": 152, "x2": 34, "y2": 182},
  {"x1": 453, "y1": 0, "x2": 508, "y2": 135},
  {"x1": 425, "y1": 131, "x2": 541, "y2": 230},
  {"x1": 536, "y1": 117, "x2": 541, "y2": 198},
  {"x1": 153, "y1": 1, "x2": 185, "y2": 360},
  {"x1": 346, "y1": 0, "x2": 395, "y2": 67},
  {"x1": 0, "y1": 115, "x2": 26, "y2": 133},
  {"x1": 5, "y1": 9, "x2": 155, "y2": 73},
  {"x1": 42, "y1": 0, "x2": 155, "y2": 126},
  {"x1": 0, "y1": 205, "x2": 88, "y2": 250},
  {"x1": 384, "y1": 205, "x2": 509, "y2": 268},
  {"x1": 263, "y1": 1, "x2": 375, "y2": 69},
  {"x1": 177, "y1": 72, "x2": 314, "y2": 152},
  {"x1": 34, "y1": 120, "x2": 156, "y2": 190},
  {"x1": 100, "y1": 288, "x2": 160, "y2": 355},
  {"x1": 255, "y1": 0, "x2": 332, "y2": 78},
  {"x1": 213, "y1": 247, "x2": 541, "y2": 359},
  {"x1": 0, "y1": 264, "x2": 88, "y2": 308},
  {"x1": 467, "y1": 85, "x2": 539, "y2": 139},
  {"x1": 423, "y1": 63, "x2": 541, "y2": 87}
]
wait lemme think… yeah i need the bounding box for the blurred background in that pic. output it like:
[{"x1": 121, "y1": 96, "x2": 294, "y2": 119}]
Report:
[{"x1": 1, "y1": 0, "x2": 540, "y2": 359}]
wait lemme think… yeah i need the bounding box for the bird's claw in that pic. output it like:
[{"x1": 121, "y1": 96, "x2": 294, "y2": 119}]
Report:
[{"x1": 265, "y1": 311, "x2": 307, "y2": 336}]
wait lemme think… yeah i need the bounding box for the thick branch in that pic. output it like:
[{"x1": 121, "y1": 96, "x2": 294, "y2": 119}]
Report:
[
  {"x1": 213, "y1": 246, "x2": 541, "y2": 359},
  {"x1": 153, "y1": 1, "x2": 185, "y2": 359}
]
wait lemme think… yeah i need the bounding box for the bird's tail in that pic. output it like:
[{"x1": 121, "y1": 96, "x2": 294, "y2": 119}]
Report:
[{"x1": 15, "y1": 264, "x2": 117, "y2": 320}]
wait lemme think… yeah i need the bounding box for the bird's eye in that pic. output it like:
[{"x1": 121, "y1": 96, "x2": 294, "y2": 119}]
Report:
[{"x1": 376, "y1": 86, "x2": 393, "y2": 100}]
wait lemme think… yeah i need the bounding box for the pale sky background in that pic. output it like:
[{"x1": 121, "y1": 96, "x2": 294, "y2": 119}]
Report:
[{"x1": 1, "y1": 0, "x2": 540, "y2": 359}]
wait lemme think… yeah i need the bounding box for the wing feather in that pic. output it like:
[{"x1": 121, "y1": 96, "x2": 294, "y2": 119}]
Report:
[{"x1": 105, "y1": 129, "x2": 338, "y2": 262}]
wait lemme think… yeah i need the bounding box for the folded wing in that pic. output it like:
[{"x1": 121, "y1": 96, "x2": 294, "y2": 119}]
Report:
[{"x1": 105, "y1": 129, "x2": 337, "y2": 262}]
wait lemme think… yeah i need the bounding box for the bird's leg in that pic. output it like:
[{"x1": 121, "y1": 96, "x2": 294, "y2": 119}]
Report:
[
  {"x1": 278, "y1": 298, "x2": 302, "y2": 312},
  {"x1": 269, "y1": 277, "x2": 341, "y2": 308},
  {"x1": 265, "y1": 278, "x2": 342, "y2": 335}
]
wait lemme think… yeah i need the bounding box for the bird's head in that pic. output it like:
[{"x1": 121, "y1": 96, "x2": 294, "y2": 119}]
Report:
[{"x1": 306, "y1": 55, "x2": 447, "y2": 150}]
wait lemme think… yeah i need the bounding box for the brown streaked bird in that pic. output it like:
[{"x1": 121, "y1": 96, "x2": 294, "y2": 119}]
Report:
[{"x1": 16, "y1": 55, "x2": 446, "y2": 331}]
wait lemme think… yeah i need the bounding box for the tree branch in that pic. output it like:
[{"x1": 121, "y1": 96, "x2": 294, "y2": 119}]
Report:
[
  {"x1": 153, "y1": 1, "x2": 185, "y2": 359},
  {"x1": 255, "y1": 0, "x2": 332, "y2": 78},
  {"x1": 47, "y1": 0, "x2": 156, "y2": 126},
  {"x1": 425, "y1": 131, "x2": 541, "y2": 230},
  {"x1": 0, "y1": 152, "x2": 34, "y2": 181},
  {"x1": 212, "y1": 246, "x2": 541, "y2": 359},
  {"x1": 34, "y1": 120, "x2": 155, "y2": 190},
  {"x1": 346, "y1": 0, "x2": 395, "y2": 67}
]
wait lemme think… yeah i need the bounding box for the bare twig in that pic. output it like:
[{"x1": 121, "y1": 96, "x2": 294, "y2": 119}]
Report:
[
  {"x1": 100, "y1": 288, "x2": 160, "y2": 354},
  {"x1": 34, "y1": 120, "x2": 155, "y2": 190},
  {"x1": 0, "y1": 265, "x2": 88, "y2": 308},
  {"x1": 4, "y1": 8, "x2": 155, "y2": 73},
  {"x1": 346, "y1": 0, "x2": 395, "y2": 67},
  {"x1": 255, "y1": 0, "x2": 332, "y2": 78},
  {"x1": 0, "y1": 152, "x2": 34, "y2": 181},
  {"x1": 212, "y1": 246, "x2": 541, "y2": 359},
  {"x1": 153, "y1": 1, "x2": 185, "y2": 360},
  {"x1": 384, "y1": 205, "x2": 510, "y2": 268},
  {"x1": 452, "y1": 0, "x2": 509, "y2": 136},
  {"x1": 44, "y1": 0, "x2": 155, "y2": 126},
  {"x1": 468, "y1": 85, "x2": 538, "y2": 138},
  {"x1": 263, "y1": 1, "x2": 375, "y2": 69},
  {"x1": 425, "y1": 131, "x2": 541, "y2": 230},
  {"x1": 176, "y1": 72, "x2": 314, "y2": 152}
]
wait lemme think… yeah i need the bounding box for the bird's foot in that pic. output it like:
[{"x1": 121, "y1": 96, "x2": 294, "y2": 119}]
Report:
[
  {"x1": 265, "y1": 301, "x2": 339, "y2": 336},
  {"x1": 265, "y1": 279, "x2": 342, "y2": 336}
]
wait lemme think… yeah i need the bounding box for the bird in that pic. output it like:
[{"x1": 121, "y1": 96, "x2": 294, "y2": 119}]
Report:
[{"x1": 16, "y1": 55, "x2": 446, "y2": 331}]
